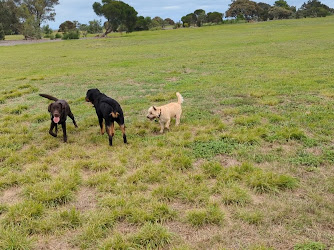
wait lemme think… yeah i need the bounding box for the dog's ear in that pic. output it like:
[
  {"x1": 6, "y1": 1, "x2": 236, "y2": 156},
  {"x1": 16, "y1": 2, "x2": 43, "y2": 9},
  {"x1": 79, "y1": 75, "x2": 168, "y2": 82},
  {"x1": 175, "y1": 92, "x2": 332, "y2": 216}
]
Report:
[
  {"x1": 153, "y1": 106, "x2": 156, "y2": 111},
  {"x1": 48, "y1": 103, "x2": 52, "y2": 112}
]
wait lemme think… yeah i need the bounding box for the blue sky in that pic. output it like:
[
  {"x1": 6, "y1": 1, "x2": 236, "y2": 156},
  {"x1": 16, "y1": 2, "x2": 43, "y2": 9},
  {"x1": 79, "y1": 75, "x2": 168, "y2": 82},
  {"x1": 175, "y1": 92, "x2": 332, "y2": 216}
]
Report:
[{"x1": 48, "y1": 0, "x2": 334, "y2": 29}]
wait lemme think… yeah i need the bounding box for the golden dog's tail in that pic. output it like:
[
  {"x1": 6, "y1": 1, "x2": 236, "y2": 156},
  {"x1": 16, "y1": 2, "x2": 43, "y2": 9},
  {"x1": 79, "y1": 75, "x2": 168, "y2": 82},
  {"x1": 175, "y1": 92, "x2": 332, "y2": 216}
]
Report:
[{"x1": 176, "y1": 92, "x2": 183, "y2": 104}]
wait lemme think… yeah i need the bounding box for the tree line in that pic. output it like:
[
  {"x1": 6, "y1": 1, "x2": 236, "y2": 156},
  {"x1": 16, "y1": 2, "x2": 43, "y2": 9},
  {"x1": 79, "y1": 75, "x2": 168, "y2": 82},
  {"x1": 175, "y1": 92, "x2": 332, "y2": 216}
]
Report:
[{"x1": 0, "y1": 0, "x2": 333, "y2": 40}]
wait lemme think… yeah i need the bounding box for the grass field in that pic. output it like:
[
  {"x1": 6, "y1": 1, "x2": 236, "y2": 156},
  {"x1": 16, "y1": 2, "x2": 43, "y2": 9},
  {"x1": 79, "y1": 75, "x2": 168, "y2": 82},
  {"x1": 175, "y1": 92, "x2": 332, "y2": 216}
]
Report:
[{"x1": 1, "y1": 17, "x2": 334, "y2": 249}]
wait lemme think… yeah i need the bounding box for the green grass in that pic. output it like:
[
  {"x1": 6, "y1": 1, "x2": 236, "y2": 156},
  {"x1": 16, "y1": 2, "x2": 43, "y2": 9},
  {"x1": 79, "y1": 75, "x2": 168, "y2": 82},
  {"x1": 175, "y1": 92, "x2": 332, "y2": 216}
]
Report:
[{"x1": 1, "y1": 17, "x2": 334, "y2": 249}]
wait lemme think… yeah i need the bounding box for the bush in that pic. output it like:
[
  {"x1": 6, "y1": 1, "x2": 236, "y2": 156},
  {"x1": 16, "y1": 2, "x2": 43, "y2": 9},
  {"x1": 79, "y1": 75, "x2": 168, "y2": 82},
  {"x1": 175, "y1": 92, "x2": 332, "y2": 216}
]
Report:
[
  {"x1": 62, "y1": 30, "x2": 80, "y2": 40},
  {"x1": 0, "y1": 23, "x2": 5, "y2": 40},
  {"x1": 55, "y1": 33, "x2": 62, "y2": 39}
]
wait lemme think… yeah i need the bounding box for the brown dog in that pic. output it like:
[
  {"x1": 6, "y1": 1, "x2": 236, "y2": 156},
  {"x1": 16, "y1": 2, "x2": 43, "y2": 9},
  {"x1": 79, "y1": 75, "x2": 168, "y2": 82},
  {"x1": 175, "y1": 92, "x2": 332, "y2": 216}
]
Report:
[
  {"x1": 146, "y1": 92, "x2": 183, "y2": 133},
  {"x1": 40, "y1": 94, "x2": 78, "y2": 142}
]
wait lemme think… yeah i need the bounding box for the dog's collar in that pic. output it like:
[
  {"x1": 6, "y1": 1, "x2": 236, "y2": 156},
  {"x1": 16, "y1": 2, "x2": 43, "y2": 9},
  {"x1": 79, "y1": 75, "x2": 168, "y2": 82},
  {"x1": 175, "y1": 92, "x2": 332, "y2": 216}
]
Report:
[{"x1": 158, "y1": 109, "x2": 162, "y2": 118}]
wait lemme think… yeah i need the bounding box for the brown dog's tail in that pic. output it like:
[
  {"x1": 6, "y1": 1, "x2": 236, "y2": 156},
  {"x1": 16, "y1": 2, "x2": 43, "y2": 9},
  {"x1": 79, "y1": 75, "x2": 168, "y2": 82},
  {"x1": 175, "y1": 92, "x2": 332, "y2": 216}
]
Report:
[
  {"x1": 39, "y1": 94, "x2": 58, "y2": 101},
  {"x1": 176, "y1": 92, "x2": 184, "y2": 104}
]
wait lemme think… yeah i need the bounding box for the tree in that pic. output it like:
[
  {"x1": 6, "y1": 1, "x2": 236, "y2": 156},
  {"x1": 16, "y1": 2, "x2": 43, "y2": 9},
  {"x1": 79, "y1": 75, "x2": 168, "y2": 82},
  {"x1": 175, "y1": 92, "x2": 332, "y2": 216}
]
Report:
[
  {"x1": 87, "y1": 19, "x2": 103, "y2": 34},
  {"x1": 268, "y1": 6, "x2": 293, "y2": 19},
  {"x1": 19, "y1": 0, "x2": 59, "y2": 28},
  {"x1": 152, "y1": 16, "x2": 165, "y2": 28},
  {"x1": 257, "y1": 2, "x2": 272, "y2": 21},
  {"x1": 194, "y1": 9, "x2": 206, "y2": 27},
  {"x1": 207, "y1": 12, "x2": 223, "y2": 24},
  {"x1": 0, "y1": 23, "x2": 5, "y2": 40},
  {"x1": 0, "y1": 0, "x2": 21, "y2": 35},
  {"x1": 42, "y1": 24, "x2": 52, "y2": 35},
  {"x1": 274, "y1": 0, "x2": 290, "y2": 10},
  {"x1": 164, "y1": 18, "x2": 175, "y2": 26},
  {"x1": 135, "y1": 16, "x2": 151, "y2": 31},
  {"x1": 225, "y1": 0, "x2": 258, "y2": 21},
  {"x1": 181, "y1": 13, "x2": 196, "y2": 27},
  {"x1": 18, "y1": 0, "x2": 59, "y2": 39},
  {"x1": 297, "y1": 0, "x2": 332, "y2": 17},
  {"x1": 93, "y1": 0, "x2": 137, "y2": 36},
  {"x1": 58, "y1": 21, "x2": 76, "y2": 32}
]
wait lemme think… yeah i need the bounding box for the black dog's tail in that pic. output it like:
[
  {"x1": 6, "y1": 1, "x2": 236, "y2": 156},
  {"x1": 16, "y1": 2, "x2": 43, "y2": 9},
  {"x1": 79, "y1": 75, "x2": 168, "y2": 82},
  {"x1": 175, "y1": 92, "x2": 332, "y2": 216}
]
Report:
[{"x1": 39, "y1": 94, "x2": 58, "y2": 101}]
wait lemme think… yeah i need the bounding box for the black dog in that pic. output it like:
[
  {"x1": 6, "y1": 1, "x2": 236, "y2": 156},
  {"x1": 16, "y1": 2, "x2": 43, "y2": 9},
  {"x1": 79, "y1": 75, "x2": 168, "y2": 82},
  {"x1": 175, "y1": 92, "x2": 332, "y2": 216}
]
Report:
[
  {"x1": 85, "y1": 88, "x2": 127, "y2": 146},
  {"x1": 40, "y1": 94, "x2": 78, "y2": 142}
]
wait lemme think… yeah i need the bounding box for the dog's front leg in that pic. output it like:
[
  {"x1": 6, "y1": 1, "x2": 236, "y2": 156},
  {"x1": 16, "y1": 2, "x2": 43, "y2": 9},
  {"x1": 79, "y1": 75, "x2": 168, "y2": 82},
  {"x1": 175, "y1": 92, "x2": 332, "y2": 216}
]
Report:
[
  {"x1": 61, "y1": 123, "x2": 67, "y2": 142},
  {"x1": 159, "y1": 121, "x2": 165, "y2": 133},
  {"x1": 49, "y1": 122, "x2": 57, "y2": 137}
]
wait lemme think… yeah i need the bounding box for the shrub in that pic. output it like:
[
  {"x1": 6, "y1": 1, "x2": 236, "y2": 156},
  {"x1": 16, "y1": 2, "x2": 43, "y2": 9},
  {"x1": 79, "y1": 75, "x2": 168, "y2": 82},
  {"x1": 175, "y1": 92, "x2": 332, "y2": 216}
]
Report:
[
  {"x1": 62, "y1": 30, "x2": 80, "y2": 40},
  {"x1": 55, "y1": 33, "x2": 62, "y2": 39}
]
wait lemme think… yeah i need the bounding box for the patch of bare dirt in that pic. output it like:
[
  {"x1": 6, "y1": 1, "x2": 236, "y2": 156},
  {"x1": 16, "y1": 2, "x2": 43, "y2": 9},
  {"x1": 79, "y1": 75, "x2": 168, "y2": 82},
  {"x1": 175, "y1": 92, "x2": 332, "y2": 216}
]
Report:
[
  {"x1": 35, "y1": 232, "x2": 79, "y2": 250},
  {"x1": 215, "y1": 154, "x2": 240, "y2": 167},
  {"x1": 73, "y1": 186, "x2": 98, "y2": 212},
  {"x1": 0, "y1": 186, "x2": 22, "y2": 205},
  {"x1": 114, "y1": 221, "x2": 138, "y2": 235}
]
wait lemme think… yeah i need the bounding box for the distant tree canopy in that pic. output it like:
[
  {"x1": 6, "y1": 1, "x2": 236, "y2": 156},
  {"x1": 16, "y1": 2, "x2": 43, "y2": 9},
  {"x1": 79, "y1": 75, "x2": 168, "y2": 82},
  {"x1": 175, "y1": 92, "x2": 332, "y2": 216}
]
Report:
[
  {"x1": 19, "y1": 0, "x2": 59, "y2": 39},
  {"x1": 59, "y1": 20, "x2": 76, "y2": 32},
  {"x1": 181, "y1": 10, "x2": 223, "y2": 27},
  {"x1": 257, "y1": 2, "x2": 272, "y2": 21},
  {"x1": 269, "y1": 6, "x2": 294, "y2": 19},
  {"x1": 225, "y1": 0, "x2": 258, "y2": 20},
  {"x1": 134, "y1": 16, "x2": 151, "y2": 31},
  {"x1": 194, "y1": 9, "x2": 206, "y2": 27},
  {"x1": 0, "y1": 0, "x2": 21, "y2": 35},
  {"x1": 93, "y1": 0, "x2": 137, "y2": 36},
  {"x1": 164, "y1": 18, "x2": 175, "y2": 25},
  {"x1": 87, "y1": 19, "x2": 103, "y2": 33},
  {"x1": 297, "y1": 0, "x2": 333, "y2": 17},
  {"x1": 152, "y1": 16, "x2": 165, "y2": 28},
  {"x1": 181, "y1": 13, "x2": 196, "y2": 27},
  {"x1": 207, "y1": 12, "x2": 224, "y2": 23},
  {"x1": 0, "y1": 22, "x2": 5, "y2": 40}
]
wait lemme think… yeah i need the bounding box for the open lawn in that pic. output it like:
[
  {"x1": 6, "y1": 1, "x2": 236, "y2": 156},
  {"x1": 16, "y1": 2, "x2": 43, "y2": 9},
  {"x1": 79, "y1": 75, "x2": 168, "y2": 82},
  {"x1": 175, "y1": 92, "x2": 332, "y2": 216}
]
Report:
[{"x1": 0, "y1": 17, "x2": 334, "y2": 249}]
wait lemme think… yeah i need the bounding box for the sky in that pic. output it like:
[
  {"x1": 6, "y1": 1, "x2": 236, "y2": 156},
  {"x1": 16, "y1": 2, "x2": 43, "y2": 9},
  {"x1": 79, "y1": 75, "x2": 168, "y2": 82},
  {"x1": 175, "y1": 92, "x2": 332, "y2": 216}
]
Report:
[{"x1": 47, "y1": 0, "x2": 334, "y2": 29}]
